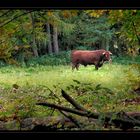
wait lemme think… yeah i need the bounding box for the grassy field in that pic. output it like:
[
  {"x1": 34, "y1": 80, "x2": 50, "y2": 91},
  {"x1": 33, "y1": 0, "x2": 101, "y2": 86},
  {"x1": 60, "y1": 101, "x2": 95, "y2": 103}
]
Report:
[{"x1": 0, "y1": 60, "x2": 140, "y2": 129}]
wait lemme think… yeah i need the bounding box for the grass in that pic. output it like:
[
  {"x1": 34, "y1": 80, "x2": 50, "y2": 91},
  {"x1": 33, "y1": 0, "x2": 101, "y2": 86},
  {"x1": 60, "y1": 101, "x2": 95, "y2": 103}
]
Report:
[
  {"x1": 0, "y1": 64, "x2": 138, "y2": 84},
  {"x1": 0, "y1": 58, "x2": 140, "y2": 130},
  {"x1": 0, "y1": 63, "x2": 138, "y2": 91}
]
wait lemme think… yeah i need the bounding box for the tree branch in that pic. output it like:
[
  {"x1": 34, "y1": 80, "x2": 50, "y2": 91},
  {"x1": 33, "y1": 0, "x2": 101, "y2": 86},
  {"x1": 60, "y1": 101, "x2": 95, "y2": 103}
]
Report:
[
  {"x1": 61, "y1": 89, "x2": 87, "y2": 111},
  {"x1": 0, "y1": 10, "x2": 34, "y2": 29},
  {"x1": 132, "y1": 21, "x2": 140, "y2": 45},
  {"x1": 59, "y1": 110, "x2": 82, "y2": 128},
  {"x1": 36, "y1": 102, "x2": 99, "y2": 118},
  {"x1": 0, "y1": 10, "x2": 11, "y2": 18},
  {"x1": 37, "y1": 101, "x2": 140, "y2": 130}
]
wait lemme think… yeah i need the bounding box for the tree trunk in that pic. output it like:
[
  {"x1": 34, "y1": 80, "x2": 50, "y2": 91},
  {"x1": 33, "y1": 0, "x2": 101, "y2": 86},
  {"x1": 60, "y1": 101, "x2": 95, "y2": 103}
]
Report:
[
  {"x1": 46, "y1": 23, "x2": 53, "y2": 54},
  {"x1": 30, "y1": 12, "x2": 39, "y2": 57},
  {"x1": 53, "y1": 26, "x2": 59, "y2": 54},
  {"x1": 101, "y1": 38, "x2": 110, "y2": 51},
  {"x1": 101, "y1": 38, "x2": 106, "y2": 50},
  {"x1": 113, "y1": 41, "x2": 119, "y2": 57},
  {"x1": 106, "y1": 38, "x2": 110, "y2": 51}
]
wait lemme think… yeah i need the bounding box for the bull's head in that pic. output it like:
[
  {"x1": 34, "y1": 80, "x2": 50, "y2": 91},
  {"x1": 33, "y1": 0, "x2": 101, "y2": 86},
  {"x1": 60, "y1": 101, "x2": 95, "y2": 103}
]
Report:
[{"x1": 102, "y1": 51, "x2": 112, "y2": 63}]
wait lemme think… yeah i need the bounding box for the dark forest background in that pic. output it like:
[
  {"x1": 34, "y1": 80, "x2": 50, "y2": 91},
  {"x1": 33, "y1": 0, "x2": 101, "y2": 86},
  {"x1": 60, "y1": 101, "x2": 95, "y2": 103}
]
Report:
[{"x1": 0, "y1": 10, "x2": 140, "y2": 66}]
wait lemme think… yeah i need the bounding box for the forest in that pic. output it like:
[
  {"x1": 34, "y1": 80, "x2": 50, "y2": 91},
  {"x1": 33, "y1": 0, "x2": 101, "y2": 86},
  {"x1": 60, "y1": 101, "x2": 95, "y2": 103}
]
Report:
[{"x1": 0, "y1": 9, "x2": 140, "y2": 131}]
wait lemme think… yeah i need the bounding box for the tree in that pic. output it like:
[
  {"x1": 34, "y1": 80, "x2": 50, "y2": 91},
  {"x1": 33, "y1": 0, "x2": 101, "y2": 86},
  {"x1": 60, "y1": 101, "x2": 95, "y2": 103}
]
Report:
[
  {"x1": 2, "y1": 9, "x2": 140, "y2": 65},
  {"x1": 29, "y1": 12, "x2": 39, "y2": 57},
  {"x1": 39, "y1": 10, "x2": 75, "y2": 54},
  {"x1": 0, "y1": 10, "x2": 28, "y2": 64},
  {"x1": 46, "y1": 23, "x2": 53, "y2": 54},
  {"x1": 108, "y1": 10, "x2": 140, "y2": 55},
  {"x1": 68, "y1": 11, "x2": 114, "y2": 51},
  {"x1": 85, "y1": 10, "x2": 140, "y2": 55},
  {"x1": 53, "y1": 26, "x2": 59, "y2": 54}
]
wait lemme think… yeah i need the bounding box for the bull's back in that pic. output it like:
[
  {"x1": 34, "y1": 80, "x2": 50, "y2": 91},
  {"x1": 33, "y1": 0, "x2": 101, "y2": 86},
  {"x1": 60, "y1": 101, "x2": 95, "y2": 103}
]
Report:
[
  {"x1": 71, "y1": 50, "x2": 97, "y2": 63},
  {"x1": 71, "y1": 50, "x2": 93, "y2": 58},
  {"x1": 71, "y1": 50, "x2": 104, "y2": 58},
  {"x1": 71, "y1": 49, "x2": 105, "y2": 55}
]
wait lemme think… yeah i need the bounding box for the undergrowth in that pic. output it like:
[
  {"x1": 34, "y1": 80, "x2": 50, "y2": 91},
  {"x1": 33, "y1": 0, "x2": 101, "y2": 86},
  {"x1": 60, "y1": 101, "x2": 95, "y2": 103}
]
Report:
[{"x1": 0, "y1": 54, "x2": 140, "y2": 130}]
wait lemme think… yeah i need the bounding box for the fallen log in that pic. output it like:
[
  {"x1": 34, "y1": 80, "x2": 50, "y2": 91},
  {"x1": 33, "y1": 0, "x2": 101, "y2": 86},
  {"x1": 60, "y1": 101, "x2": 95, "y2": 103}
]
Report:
[
  {"x1": 59, "y1": 110, "x2": 83, "y2": 129},
  {"x1": 36, "y1": 90, "x2": 140, "y2": 130},
  {"x1": 61, "y1": 89, "x2": 87, "y2": 112},
  {"x1": 36, "y1": 102, "x2": 99, "y2": 119},
  {"x1": 0, "y1": 116, "x2": 80, "y2": 131}
]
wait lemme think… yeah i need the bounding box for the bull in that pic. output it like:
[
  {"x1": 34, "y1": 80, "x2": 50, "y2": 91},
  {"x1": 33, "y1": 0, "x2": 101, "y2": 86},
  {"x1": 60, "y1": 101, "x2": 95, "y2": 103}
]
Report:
[{"x1": 71, "y1": 49, "x2": 112, "y2": 71}]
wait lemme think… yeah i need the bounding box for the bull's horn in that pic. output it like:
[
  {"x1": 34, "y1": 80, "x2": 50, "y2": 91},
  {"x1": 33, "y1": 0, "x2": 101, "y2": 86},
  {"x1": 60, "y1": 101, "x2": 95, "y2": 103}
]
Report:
[
  {"x1": 102, "y1": 52, "x2": 106, "y2": 55},
  {"x1": 109, "y1": 52, "x2": 112, "y2": 55}
]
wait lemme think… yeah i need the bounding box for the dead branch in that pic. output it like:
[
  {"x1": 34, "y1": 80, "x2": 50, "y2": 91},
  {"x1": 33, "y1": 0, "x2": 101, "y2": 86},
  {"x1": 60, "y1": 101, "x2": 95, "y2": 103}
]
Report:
[
  {"x1": 37, "y1": 101, "x2": 140, "y2": 130},
  {"x1": 59, "y1": 110, "x2": 82, "y2": 128},
  {"x1": 36, "y1": 102, "x2": 99, "y2": 118},
  {"x1": 0, "y1": 10, "x2": 11, "y2": 18},
  {"x1": 127, "y1": 112, "x2": 140, "y2": 117},
  {"x1": 0, "y1": 10, "x2": 34, "y2": 29},
  {"x1": 61, "y1": 89, "x2": 87, "y2": 111},
  {"x1": 37, "y1": 90, "x2": 140, "y2": 130}
]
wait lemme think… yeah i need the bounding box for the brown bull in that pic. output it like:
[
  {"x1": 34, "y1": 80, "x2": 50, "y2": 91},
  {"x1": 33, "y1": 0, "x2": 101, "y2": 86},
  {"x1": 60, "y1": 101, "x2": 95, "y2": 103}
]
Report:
[{"x1": 71, "y1": 49, "x2": 112, "y2": 70}]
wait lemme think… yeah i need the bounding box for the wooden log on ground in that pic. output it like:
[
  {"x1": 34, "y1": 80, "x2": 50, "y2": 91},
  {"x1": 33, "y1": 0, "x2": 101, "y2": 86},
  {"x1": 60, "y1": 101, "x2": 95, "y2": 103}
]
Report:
[
  {"x1": 61, "y1": 89, "x2": 87, "y2": 112},
  {"x1": 36, "y1": 90, "x2": 140, "y2": 130}
]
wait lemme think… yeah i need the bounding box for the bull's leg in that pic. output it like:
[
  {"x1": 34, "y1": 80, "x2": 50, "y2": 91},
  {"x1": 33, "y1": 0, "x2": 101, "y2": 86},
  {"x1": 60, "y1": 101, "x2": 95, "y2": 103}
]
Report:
[
  {"x1": 76, "y1": 64, "x2": 80, "y2": 70},
  {"x1": 98, "y1": 63, "x2": 103, "y2": 68},
  {"x1": 72, "y1": 63, "x2": 76, "y2": 71},
  {"x1": 72, "y1": 63, "x2": 79, "y2": 71},
  {"x1": 95, "y1": 65, "x2": 99, "y2": 70}
]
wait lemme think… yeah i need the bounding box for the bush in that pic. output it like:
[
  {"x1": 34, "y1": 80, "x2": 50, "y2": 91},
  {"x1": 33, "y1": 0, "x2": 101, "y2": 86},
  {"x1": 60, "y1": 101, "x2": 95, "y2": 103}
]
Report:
[
  {"x1": 26, "y1": 51, "x2": 71, "y2": 67},
  {"x1": 0, "y1": 60, "x2": 8, "y2": 67},
  {"x1": 75, "y1": 46, "x2": 91, "y2": 50},
  {"x1": 26, "y1": 46, "x2": 95, "y2": 67},
  {"x1": 112, "y1": 55, "x2": 140, "y2": 65},
  {"x1": 26, "y1": 50, "x2": 140, "y2": 67}
]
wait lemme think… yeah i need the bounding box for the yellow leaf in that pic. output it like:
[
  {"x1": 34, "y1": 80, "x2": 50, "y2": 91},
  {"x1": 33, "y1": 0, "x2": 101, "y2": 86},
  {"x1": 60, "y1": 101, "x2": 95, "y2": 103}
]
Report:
[{"x1": 47, "y1": 11, "x2": 53, "y2": 16}]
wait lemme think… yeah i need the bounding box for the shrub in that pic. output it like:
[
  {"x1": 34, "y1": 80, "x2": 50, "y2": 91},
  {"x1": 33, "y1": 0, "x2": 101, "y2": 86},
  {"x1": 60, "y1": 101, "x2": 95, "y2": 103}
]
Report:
[{"x1": 26, "y1": 51, "x2": 71, "y2": 67}]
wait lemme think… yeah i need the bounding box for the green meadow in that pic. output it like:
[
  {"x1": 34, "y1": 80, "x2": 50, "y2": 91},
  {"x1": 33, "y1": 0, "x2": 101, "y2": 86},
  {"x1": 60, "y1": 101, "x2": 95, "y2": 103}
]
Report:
[{"x1": 0, "y1": 58, "x2": 140, "y2": 127}]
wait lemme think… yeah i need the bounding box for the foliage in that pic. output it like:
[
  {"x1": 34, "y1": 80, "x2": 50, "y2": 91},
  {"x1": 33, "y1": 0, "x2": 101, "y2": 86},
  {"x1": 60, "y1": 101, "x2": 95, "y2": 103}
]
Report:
[
  {"x1": 86, "y1": 10, "x2": 140, "y2": 54},
  {"x1": 108, "y1": 10, "x2": 140, "y2": 44},
  {"x1": 26, "y1": 51, "x2": 71, "y2": 66},
  {"x1": 0, "y1": 56, "x2": 140, "y2": 126},
  {"x1": 43, "y1": 10, "x2": 76, "y2": 36},
  {"x1": 1, "y1": 9, "x2": 140, "y2": 65},
  {"x1": 112, "y1": 55, "x2": 140, "y2": 65}
]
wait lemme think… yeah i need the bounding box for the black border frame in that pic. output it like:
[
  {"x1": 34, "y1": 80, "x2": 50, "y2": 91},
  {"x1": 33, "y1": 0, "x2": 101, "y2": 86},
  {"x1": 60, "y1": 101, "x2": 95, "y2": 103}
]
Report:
[
  {"x1": 0, "y1": 0, "x2": 140, "y2": 139},
  {"x1": 0, "y1": 0, "x2": 140, "y2": 8}
]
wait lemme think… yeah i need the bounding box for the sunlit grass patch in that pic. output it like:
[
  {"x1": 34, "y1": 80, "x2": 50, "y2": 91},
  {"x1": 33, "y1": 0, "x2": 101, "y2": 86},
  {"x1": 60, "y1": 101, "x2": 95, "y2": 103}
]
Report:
[{"x1": 0, "y1": 62, "x2": 140, "y2": 122}]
